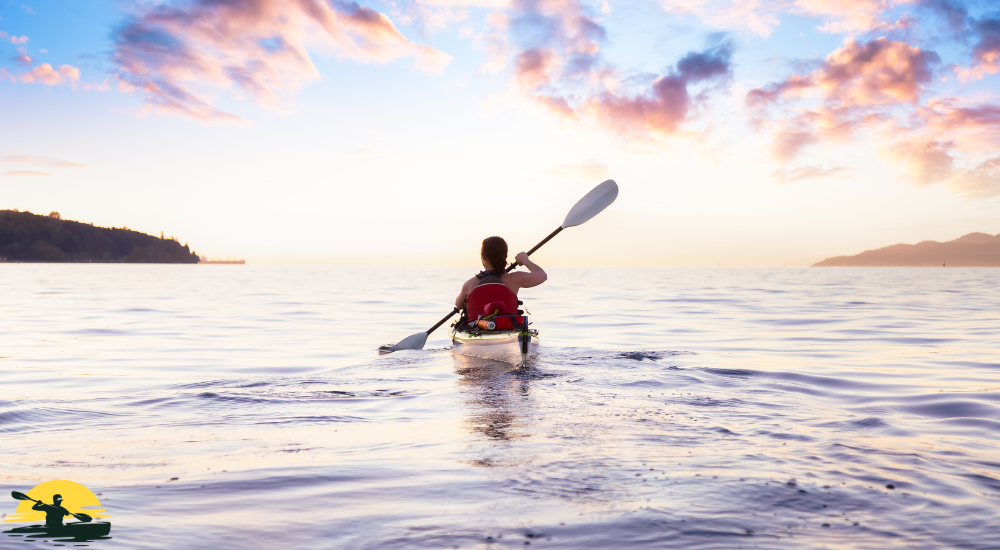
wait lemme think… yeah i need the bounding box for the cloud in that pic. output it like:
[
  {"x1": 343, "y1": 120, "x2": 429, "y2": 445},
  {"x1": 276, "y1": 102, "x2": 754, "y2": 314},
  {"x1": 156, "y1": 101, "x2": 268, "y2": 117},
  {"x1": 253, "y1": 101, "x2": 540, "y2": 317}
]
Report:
[
  {"x1": 346, "y1": 147, "x2": 379, "y2": 157},
  {"x1": 747, "y1": 38, "x2": 940, "y2": 166},
  {"x1": 742, "y1": 33, "x2": 1000, "y2": 201},
  {"x1": 749, "y1": 38, "x2": 939, "y2": 110},
  {"x1": 497, "y1": 0, "x2": 735, "y2": 141},
  {"x1": 1, "y1": 154, "x2": 89, "y2": 169},
  {"x1": 0, "y1": 30, "x2": 30, "y2": 45},
  {"x1": 948, "y1": 157, "x2": 1000, "y2": 199},
  {"x1": 547, "y1": 160, "x2": 609, "y2": 179},
  {"x1": 918, "y1": 0, "x2": 968, "y2": 33},
  {"x1": 877, "y1": 140, "x2": 1000, "y2": 198},
  {"x1": 919, "y1": 98, "x2": 1000, "y2": 154},
  {"x1": 19, "y1": 63, "x2": 81, "y2": 86},
  {"x1": 880, "y1": 139, "x2": 955, "y2": 185},
  {"x1": 955, "y1": 15, "x2": 1000, "y2": 80},
  {"x1": 12, "y1": 53, "x2": 31, "y2": 66},
  {"x1": 579, "y1": 44, "x2": 733, "y2": 136},
  {"x1": 110, "y1": 0, "x2": 452, "y2": 123},
  {"x1": 2, "y1": 171, "x2": 52, "y2": 176},
  {"x1": 924, "y1": 99, "x2": 1000, "y2": 131},
  {"x1": 771, "y1": 165, "x2": 852, "y2": 184},
  {"x1": 660, "y1": 0, "x2": 915, "y2": 37},
  {"x1": 661, "y1": 0, "x2": 782, "y2": 36},
  {"x1": 10, "y1": 35, "x2": 28, "y2": 45}
]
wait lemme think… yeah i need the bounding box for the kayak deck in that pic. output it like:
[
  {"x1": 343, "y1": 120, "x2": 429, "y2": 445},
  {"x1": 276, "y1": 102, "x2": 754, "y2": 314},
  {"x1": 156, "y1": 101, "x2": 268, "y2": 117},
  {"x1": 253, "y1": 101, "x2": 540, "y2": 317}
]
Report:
[{"x1": 450, "y1": 328, "x2": 539, "y2": 367}]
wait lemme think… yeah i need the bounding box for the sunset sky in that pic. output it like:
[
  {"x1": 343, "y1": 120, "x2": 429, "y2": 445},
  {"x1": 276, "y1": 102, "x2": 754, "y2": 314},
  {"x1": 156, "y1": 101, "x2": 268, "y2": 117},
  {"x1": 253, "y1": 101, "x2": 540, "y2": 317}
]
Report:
[{"x1": 1, "y1": 0, "x2": 998, "y2": 266}]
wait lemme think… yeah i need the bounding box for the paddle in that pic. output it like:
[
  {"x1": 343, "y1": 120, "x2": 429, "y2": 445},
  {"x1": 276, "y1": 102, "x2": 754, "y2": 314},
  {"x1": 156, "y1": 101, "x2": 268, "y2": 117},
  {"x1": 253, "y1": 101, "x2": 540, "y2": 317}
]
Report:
[
  {"x1": 10, "y1": 491, "x2": 93, "y2": 523},
  {"x1": 379, "y1": 179, "x2": 619, "y2": 352}
]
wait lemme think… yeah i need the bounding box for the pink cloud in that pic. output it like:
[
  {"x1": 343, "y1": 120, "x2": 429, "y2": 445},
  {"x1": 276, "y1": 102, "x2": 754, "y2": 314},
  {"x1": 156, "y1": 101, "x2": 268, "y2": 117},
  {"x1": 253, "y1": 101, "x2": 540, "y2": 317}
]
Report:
[
  {"x1": 749, "y1": 38, "x2": 938, "y2": 111},
  {"x1": 771, "y1": 130, "x2": 819, "y2": 162},
  {"x1": 747, "y1": 37, "x2": 941, "y2": 169},
  {"x1": 876, "y1": 140, "x2": 1000, "y2": 199},
  {"x1": 13, "y1": 53, "x2": 32, "y2": 66},
  {"x1": 547, "y1": 160, "x2": 609, "y2": 179},
  {"x1": 2, "y1": 154, "x2": 89, "y2": 168},
  {"x1": 955, "y1": 16, "x2": 1000, "y2": 81},
  {"x1": 2, "y1": 171, "x2": 52, "y2": 177},
  {"x1": 556, "y1": 43, "x2": 733, "y2": 138},
  {"x1": 660, "y1": 0, "x2": 914, "y2": 36},
  {"x1": 741, "y1": 34, "x2": 1000, "y2": 200},
  {"x1": 20, "y1": 63, "x2": 81, "y2": 86},
  {"x1": 948, "y1": 157, "x2": 1000, "y2": 199},
  {"x1": 918, "y1": 99, "x2": 1000, "y2": 156},
  {"x1": 497, "y1": 0, "x2": 733, "y2": 139},
  {"x1": 0, "y1": 31, "x2": 30, "y2": 45},
  {"x1": 580, "y1": 69, "x2": 715, "y2": 136},
  {"x1": 514, "y1": 48, "x2": 557, "y2": 89},
  {"x1": 881, "y1": 139, "x2": 956, "y2": 186},
  {"x1": 110, "y1": 0, "x2": 452, "y2": 123},
  {"x1": 771, "y1": 165, "x2": 852, "y2": 185}
]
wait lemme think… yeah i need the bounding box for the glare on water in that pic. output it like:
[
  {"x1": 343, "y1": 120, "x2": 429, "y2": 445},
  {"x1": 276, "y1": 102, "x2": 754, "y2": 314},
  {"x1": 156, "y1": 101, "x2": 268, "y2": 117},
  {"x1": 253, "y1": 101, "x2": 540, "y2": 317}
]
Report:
[{"x1": 1, "y1": 265, "x2": 999, "y2": 548}]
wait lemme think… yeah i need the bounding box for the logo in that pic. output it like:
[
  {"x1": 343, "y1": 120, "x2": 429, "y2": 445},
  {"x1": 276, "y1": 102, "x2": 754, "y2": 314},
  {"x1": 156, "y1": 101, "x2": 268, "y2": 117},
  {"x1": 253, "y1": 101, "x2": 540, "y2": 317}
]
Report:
[{"x1": 3, "y1": 480, "x2": 111, "y2": 543}]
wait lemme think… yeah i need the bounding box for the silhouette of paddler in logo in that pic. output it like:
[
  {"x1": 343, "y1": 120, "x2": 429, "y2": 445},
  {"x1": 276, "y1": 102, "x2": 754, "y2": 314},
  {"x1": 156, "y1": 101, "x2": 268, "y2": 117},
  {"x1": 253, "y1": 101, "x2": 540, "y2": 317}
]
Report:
[
  {"x1": 4, "y1": 481, "x2": 111, "y2": 542},
  {"x1": 31, "y1": 494, "x2": 71, "y2": 528}
]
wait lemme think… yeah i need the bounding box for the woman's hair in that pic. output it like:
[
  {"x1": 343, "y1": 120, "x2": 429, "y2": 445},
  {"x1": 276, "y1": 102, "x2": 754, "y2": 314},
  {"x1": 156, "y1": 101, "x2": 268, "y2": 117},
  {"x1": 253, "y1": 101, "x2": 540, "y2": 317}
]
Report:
[{"x1": 481, "y1": 236, "x2": 508, "y2": 274}]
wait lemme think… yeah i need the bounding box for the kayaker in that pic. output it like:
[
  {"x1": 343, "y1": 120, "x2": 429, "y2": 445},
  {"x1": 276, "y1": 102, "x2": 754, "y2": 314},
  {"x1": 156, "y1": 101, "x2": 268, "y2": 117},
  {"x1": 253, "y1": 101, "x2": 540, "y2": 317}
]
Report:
[
  {"x1": 455, "y1": 236, "x2": 547, "y2": 310},
  {"x1": 32, "y1": 494, "x2": 70, "y2": 528}
]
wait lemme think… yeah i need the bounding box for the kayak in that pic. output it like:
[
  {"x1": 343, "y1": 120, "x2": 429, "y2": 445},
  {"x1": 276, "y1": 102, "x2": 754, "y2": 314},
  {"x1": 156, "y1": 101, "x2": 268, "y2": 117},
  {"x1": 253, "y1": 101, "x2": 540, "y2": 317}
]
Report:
[
  {"x1": 450, "y1": 274, "x2": 541, "y2": 367},
  {"x1": 451, "y1": 325, "x2": 539, "y2": 366},
  {"x1": 3, "y1": 521, "x2": 111, "y2": 539}
]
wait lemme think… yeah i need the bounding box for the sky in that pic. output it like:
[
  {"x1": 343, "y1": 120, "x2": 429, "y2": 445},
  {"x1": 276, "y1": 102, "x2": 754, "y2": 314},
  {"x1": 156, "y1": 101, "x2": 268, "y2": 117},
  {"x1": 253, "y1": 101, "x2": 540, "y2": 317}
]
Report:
[{"x1": 0, "y1": 0, "x2": 998, "y2": 266}]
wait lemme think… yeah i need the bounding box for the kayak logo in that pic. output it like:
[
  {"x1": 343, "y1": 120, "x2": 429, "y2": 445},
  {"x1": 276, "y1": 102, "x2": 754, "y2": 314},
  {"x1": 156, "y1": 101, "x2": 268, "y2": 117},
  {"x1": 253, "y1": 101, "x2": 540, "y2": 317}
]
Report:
[{"x1": 3, "y1": 480, "x2": 111, "y2": 542}]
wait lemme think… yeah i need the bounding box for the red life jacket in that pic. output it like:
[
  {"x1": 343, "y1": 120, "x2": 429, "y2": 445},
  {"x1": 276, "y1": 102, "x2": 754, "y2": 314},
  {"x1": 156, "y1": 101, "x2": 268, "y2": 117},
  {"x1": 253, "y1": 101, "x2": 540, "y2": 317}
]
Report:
[{"x1": 465, "y1": 272, "x2": 525, "y2": 330}]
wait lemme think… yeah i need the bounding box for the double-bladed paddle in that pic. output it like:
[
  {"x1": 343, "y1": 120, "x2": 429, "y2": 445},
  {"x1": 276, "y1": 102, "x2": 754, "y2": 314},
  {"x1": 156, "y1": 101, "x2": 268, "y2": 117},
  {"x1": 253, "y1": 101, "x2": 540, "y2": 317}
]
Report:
[
  {"x1": 379, "y1": 179, "x2": 619, "y2": 352},
  {"x1": 10, "y1": 491, "x2": 94, "y2": 523}
]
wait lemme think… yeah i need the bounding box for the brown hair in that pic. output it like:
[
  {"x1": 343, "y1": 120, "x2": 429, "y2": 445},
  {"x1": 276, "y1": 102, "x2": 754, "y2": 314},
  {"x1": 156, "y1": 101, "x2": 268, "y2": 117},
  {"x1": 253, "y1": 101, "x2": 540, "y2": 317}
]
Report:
[{"x1": 481, "y1": 236, "x2": 507, "y2": 274}]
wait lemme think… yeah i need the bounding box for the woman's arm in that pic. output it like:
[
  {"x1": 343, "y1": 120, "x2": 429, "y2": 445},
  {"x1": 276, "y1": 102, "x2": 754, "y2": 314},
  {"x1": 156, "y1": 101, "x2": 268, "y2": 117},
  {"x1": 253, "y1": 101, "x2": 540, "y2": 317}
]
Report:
[{"x1": 508, "y1": 252, "x2": 547, "y2": 290}]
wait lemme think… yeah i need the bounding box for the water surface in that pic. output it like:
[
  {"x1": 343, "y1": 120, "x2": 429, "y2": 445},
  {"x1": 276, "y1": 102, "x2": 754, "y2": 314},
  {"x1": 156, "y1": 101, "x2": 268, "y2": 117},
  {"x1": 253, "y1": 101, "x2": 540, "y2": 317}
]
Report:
[{"x1": 2, "y1": 265, "x2": 999, "y2": 548}]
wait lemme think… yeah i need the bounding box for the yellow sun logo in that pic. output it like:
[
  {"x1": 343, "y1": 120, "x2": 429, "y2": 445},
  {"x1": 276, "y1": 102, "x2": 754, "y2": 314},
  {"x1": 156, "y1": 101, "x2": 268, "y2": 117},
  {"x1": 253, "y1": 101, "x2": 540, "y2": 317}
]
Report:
[{"x1": 4, "y1": 480, "x2": 109, "y2": 523}]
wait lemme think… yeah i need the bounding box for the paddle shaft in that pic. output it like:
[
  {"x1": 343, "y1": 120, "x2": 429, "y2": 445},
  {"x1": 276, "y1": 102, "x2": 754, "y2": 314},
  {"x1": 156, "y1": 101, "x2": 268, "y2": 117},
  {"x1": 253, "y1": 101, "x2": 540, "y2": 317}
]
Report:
[
  {"x1": 505, "y1": 226, "x2": 563, "y2": 273},
  {"x1": 426, "y1": 307, "x2": 460, "y2": 334}
]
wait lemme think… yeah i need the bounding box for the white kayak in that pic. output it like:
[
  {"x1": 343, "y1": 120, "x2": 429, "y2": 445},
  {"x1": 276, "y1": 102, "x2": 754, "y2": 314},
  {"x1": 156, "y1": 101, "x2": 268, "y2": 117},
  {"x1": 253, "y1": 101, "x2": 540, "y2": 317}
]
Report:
[{"x1": 450, "y1": 327, "x2": 539, "y2": 367}]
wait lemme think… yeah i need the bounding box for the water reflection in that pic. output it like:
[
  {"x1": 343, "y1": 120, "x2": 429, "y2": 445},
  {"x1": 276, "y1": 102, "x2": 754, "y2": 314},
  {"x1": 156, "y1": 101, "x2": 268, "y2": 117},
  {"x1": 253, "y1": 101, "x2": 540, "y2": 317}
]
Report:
[{"x1": 454, "y1": 355, "x2": 534, "y2": 446}]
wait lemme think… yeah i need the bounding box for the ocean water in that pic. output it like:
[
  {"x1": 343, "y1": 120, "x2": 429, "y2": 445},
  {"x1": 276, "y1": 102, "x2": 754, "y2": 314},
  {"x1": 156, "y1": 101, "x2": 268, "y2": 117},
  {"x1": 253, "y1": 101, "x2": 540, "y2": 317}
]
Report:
[{"x1": 1, "y1": 265, "x2": 999, "y2": 549}]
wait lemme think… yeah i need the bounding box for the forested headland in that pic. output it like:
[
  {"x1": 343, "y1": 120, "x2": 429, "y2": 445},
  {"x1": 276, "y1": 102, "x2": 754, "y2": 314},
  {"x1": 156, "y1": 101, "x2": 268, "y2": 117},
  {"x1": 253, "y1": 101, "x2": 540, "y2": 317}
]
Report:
[{"x1": 0, "y1": 210, "x2": 199, "y2": 263}]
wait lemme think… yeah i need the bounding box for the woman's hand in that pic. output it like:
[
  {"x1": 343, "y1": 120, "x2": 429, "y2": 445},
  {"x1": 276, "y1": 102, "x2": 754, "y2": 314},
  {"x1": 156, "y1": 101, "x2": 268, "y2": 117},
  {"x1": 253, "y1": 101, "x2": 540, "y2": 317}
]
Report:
[{"x1": 515, "y1": 252, "x2": 529, "y2": 266}]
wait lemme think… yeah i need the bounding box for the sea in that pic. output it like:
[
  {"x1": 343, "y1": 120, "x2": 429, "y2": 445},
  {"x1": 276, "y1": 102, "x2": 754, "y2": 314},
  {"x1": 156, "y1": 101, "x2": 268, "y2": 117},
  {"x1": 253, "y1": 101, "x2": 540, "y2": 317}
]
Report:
[{"x1": 1, "y1": 265, "x2": 999, "y2": 549}]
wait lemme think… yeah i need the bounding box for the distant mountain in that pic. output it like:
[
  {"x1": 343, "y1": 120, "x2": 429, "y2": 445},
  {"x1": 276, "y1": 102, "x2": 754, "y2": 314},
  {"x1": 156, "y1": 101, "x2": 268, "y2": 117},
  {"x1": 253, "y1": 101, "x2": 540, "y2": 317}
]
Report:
[
  {"x1": 814, "y1": 232, "x2": 1000, "y2": 267},
  {"x1": 0, "y1": 210, "x2": 199, "y2": 263}
]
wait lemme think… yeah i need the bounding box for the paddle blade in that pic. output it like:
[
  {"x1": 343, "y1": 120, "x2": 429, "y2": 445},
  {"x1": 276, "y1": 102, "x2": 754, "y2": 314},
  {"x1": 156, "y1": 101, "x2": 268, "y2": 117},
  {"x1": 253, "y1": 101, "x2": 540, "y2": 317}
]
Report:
[
  {"x1": 72, "y1": 513, "x2": 93, "y2": 523},
  {"x1": 378, "y1": 331, "x2": 428, "y2": 353},
  {"x1": 12, "y1": 491, "x2": 33, "y2": 501},
  {"x1": 562, "y1": 179, "x2": 618, "y2": 228}
]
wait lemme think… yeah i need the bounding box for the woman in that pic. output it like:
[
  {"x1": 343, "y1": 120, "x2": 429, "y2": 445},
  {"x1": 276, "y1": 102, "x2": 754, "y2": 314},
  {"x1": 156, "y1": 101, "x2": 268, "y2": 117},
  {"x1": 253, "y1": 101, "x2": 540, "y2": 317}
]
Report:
[{"x1": 455, "y1": 236, "x2": 547, "y2": 310}]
